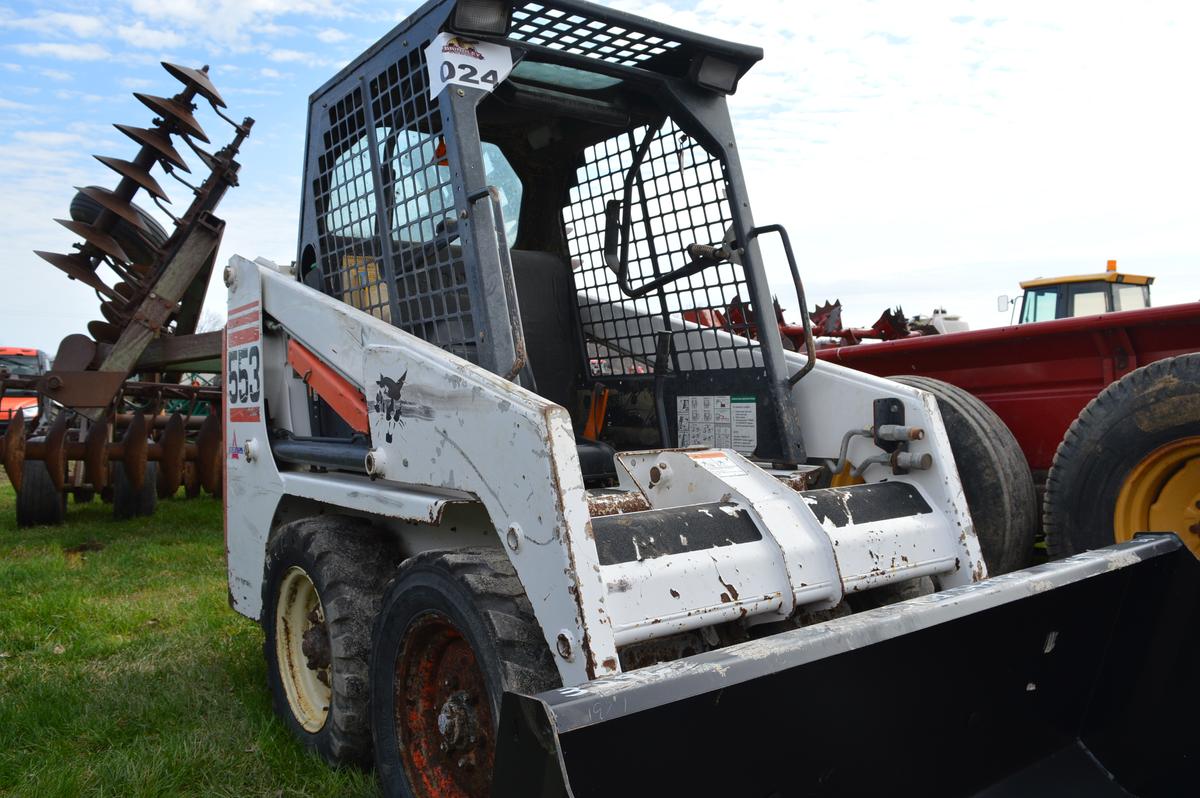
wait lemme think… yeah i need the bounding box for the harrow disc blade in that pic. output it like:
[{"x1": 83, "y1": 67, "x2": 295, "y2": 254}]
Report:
[
  {"x1": 113, "y1": 281, "x2": 135, "y2": 302},
  {"x1": 84, "y1": 416, "x2": 110, "y2": 493},
  {"x1": 55, "y1": 218, "x2": 131, "y2": 263},
  {"x1": 196, "y1": 414, "x2": 222, "y2": 496},
  {"x1": 99, "y1": 301, "x2": 125, "y2": 325},
  {"x1": 121, "y1": 412, "x2": 149, "y2": 492},
  {"x1": 44, "y1": 415, "x2": 69, "y2": 493},
  {"x1": 75, "y1": 186, "x2": 151, "y2": 234},
  {"x1": 161, "y1": 62, "x2": 226, "y2": 109},
  {"x1": 114, "y1": 124, "x2": 190, "y2": 172},
  {"x1": 52, "y1": 334, "x2": 98, "y2": 372},
  {"x1": 87, "y1": 320, "x2": 122, "y2": 344},
  {"x1": 2, "y1": 409, "x2": 26, "y2": 492},
  {"x1": 133, "y1": 93, "x2": 209, "y2": 143},
  {"x1": 158, "y1": 413, "x2": 186, "y2": 498},
  {"x1": 94, "y1": 155, "x2": 169, "y2": 200},
  {"x1": 34, "y1": 251, "x2": 117, "y2": 298}
]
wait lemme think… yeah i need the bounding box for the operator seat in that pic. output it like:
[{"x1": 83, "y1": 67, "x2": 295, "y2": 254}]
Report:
[{"x1": 509, "y1": 250, "x2": 616, "y2": 485}]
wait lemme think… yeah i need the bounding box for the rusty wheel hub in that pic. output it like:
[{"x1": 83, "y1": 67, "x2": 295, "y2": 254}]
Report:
[{"x1": 395, "y1": 613, "x2": 494, "y2": 798}]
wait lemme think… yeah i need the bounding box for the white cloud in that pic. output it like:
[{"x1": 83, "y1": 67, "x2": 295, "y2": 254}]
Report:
[
  {"x1": 124, "y1": 0, "x2": 359, "y2": 49},
  {"x1": 2, "y1": 12, "x2": 105, "y2": 39},
  {"x1": 39, "y1": 69, "x2": 72, "y2": 81},
  {"x1": 605, "y1": 0, "x2": 1200, "y2": 325},
  {"x1": 0, "y1": 96, "x2": 34, "y2": 110},
  {"x1": 316, "y1": 28, "x2": 350, "y2": 43},
  {"x1": 268, "y1": 49, "x2": 312, "y2": 63},
  {"x1": 116, "y1": 21, "x2": 188, "y2": 50},
  {"x1": 260, "y1": 67, "x2": 284, "y2": 79},
  {"x1": 13, "y1": 42, "x2": 110, "y2": 61}
]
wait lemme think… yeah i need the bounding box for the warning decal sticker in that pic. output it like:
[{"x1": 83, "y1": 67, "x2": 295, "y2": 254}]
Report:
[{"x1": 677, "y1": 395, "x2": 757, "y2": 454}]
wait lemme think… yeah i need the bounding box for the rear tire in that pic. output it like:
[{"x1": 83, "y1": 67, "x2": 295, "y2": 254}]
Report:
[
  {"x1": 891, "y1": 375, "x2": 1037, "y2": 574},
  {"x1": 16, "y1": 458, "x2": 66, "y2": 527},
  {"x1": 112, "y1": 461, "x2": 158, "y2": 520},
  {"x1": 1044, "y1": 353, "x2": 1200, "y2": 559},
  {"x1": 262, "y1": 516, "x2": 397, "y2": 767},
  {"x1": 370, "y1": 548, "x2": 559, "y2": 798}
]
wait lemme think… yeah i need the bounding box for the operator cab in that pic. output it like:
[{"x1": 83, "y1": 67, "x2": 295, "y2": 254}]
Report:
[
  {"x1": 298, "y1": 0, "x2": 809, "y2": 482},
  {"x1": 1003, "y1": 260, "x2": 1153, "y2": 324}
]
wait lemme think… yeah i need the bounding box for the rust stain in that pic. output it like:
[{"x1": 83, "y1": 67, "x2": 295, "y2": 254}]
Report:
[{"x1": 587, "y1": 491, "x2": 650, "y2": 517}]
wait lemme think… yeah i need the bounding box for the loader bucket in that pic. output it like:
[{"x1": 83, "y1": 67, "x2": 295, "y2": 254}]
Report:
[{"x1": 494, "y1": 535, "x2": 1198, "y2": 798}]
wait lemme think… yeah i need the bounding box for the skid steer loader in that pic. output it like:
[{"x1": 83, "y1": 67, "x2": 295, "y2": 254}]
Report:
[{"x1": 224, "y1": 2, "x2": 1198, "y2": 795}]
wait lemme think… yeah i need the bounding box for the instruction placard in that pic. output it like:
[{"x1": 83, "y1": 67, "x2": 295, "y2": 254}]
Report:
[
  {"x1": 688, "y1": 451, "x2": 747, "y2": 478},
  {"x1": 677, "y1": 395, "x2": 757, "y2": 454},
  {"x1": 425, "y1": 32, "x2": 513, "y2": 99}
]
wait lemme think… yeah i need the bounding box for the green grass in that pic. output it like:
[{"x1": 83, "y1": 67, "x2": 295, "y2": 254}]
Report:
[{"x1": 0, "y1": 480, "x2": 377, "y2": 797}]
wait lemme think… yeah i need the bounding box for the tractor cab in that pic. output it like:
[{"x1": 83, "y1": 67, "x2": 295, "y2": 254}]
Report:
[{"x1": 1003, "y1": 260, "x2": 1153, "y2": 324}]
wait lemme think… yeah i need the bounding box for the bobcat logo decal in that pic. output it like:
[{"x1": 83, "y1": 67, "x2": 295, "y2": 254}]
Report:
[{"x1": 374, "y1": 371, "x2": 435, "y2": 443}]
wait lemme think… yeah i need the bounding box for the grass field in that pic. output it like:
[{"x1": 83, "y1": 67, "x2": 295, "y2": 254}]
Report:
[{"x1": 0, "y1": 481, "x2": 377, "y2": 797}]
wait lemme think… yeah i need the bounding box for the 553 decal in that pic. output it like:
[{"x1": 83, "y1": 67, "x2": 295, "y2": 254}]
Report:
[{"x1": 228, "y1": 344, "x2": 261, "y2": 405}]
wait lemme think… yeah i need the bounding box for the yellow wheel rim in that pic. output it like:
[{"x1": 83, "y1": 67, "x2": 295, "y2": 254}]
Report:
[
  {"x1": 275, "y1": 566, "x2": 332, "y2": 732},
  {"x1": 1114, "y1": 436, "x2": 1200, "y2": 558}
]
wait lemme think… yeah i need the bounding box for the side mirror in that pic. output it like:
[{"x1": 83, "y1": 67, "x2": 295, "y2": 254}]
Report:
[{"x1": 996, "y1": 294, "x2": 1010, "y2": 313}]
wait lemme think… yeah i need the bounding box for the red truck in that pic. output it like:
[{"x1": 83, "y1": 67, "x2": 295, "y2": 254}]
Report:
[
  {"x1": 813, "y1": 268, "x2": 1199, "y2": 563},
  {"x1": 0, "y1": 347, "x2": 50, "y2": 435}
]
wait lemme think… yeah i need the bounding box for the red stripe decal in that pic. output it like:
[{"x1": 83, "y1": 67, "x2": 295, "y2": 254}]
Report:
[
  {"x1": 229, "y1": 300, "x2": 260, "y2": 316},
  {"x1": 229, "y1": 327, "x2": 260, "y2": 345},
  {"x1": 229, "y1": 407, "x2": 260, "y2": 422},
  {"x1": 227, "y1": 310, "x2": 260, "y2": 329}
]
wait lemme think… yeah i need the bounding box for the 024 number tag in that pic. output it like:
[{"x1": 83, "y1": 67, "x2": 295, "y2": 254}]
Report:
[{"x1": 425, "y1": 32, "x2": 513, "y2": 99}]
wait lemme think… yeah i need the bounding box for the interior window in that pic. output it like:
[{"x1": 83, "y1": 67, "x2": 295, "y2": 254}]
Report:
[
  {"x1": 324, "y1": 135, "x2": 376, "y2": 240},
  {"x1": 483, "y1": 142, "x2": 522, "y2": 244},
  {"x1": 1021, "y1": 288, "x2": 1060, "y2": 322},
  {"x1": 1115, "y1": 284, "x2": 1149, "y2": 311},
  {"x1": 1070, "y1": 286, "x2": 1108, "y2": 317}
]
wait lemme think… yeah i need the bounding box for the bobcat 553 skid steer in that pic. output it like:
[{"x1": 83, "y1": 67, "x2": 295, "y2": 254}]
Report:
[{"x1": 224, "y1": 2, "x2": 1198, "y2": 795}]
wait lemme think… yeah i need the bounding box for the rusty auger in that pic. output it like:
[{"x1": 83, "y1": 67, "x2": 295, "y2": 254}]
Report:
[{"x1": 0, "y1": 61, "x2": 254, "y2": 525}]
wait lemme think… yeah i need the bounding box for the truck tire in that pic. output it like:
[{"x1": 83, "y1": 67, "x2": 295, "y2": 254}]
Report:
[
  {"x1": 112, "y1": 461, "x2": 158, "y2": 520},
  {"x1": 371, "y1": 548, "x2": 560, "y2": 798},
  {"x1": 262, "y1": 516, "x2": 397, "y2": 768},
  {"x1": 891, "y1": 375, "x2": 1037, "y2": 575},
  {"x1": 16, "y1": 459, "x2": 66, "y2": 527},
  {"x1": 1044, "y1": 353, "x2": 1200, "y2": 560}
]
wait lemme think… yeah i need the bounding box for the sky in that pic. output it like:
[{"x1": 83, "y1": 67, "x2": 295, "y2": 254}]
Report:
[{"x1": 1, "y1": 0, "x2": 1197, "y2": 353}]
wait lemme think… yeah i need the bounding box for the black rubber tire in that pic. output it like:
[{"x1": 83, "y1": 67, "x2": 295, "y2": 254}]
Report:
[
  {"x1": 262, "y1": 516, "x2": 398, "y2": 768},
  {"x1": 16, "y1": 458, "x2": 66, "y2": 527},
  {"x1": 892, "y1": 375, "x2": 1037, "y2": 575},
  {"x1": 72, "y1": 486, "x2": 96, "y2": 504},
  {"x1": 1044, "y1": 353, "x2": 1200, "y2": 559},
  {"x1": 371, "y1": 548, "x2": 560, "y2": 798},
  {"x1": 112, "y1": 461, "x2": 158, "y2": 520},
  {"x1": 70, "y1": 189, "x2": 169, "y2": 266}
]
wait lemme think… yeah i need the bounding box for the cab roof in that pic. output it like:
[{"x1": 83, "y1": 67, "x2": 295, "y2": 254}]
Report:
[{"x1": 1020, "y1": 272, "x2": 1154, "y2": 290}]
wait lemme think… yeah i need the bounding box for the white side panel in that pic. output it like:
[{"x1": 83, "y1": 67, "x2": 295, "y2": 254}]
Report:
[{"x1": 224, "y1": 256, "x2": 284, "y2": 619}]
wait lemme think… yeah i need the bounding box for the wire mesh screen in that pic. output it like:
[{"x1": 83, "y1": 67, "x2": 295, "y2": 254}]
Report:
[
  {"x1": 370, "y1": 47, "x2": 476, "y2": 362},
  {"x1": 312, "y1": 88, "x2": 394, "y2": 322},
  {"x1": 509, "y1": 3, "x2": 683, "y2": 67},
  {"x1": 312, "y1": 45, "x2": 475, "y2": 362},
  {"x1": 564, "y1": 117, "x2": 757, "y2": 377}
]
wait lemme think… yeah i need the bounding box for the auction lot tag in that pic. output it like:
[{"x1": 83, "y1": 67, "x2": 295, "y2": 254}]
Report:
[{"x1": 425, "y1": 32, "x2": 513, "y2": 99}]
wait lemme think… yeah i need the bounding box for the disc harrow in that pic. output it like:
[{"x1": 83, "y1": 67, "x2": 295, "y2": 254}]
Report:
[{"x1": 0, "y1": 61, "x2": 254, "y2": 524}]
